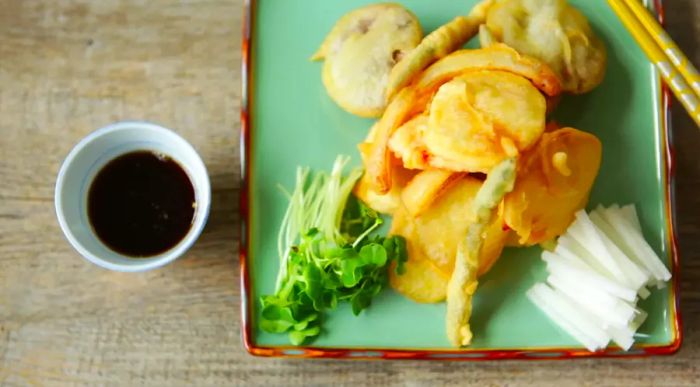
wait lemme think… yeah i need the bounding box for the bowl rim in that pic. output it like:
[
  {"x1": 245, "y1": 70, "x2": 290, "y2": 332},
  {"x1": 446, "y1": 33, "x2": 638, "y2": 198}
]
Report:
[{"x1": 54, "y1": 120, "x2": 211, "y2": 272}]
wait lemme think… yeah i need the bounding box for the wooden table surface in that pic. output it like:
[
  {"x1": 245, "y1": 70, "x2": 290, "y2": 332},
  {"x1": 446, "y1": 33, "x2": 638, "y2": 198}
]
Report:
[{"x1": 1, "y1": 0, "x2": 699, "y2": 385}]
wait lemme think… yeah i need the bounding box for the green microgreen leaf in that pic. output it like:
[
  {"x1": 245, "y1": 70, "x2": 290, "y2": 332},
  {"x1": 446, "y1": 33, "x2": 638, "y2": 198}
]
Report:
[{"x1": 260, "y1": 156, "x2": 408, "y2": 345}]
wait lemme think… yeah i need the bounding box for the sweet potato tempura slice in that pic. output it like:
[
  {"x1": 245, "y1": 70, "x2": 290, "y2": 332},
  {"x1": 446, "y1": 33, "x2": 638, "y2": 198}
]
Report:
[
  {"x1": 388, "y1": 114, "x2": 432, "y2": 170},
  {"x1": 389, "y1": 69, "x2": 548, "y2": 174},
  {"x1": 414, "y1": 44, "x2": 562, "y2": 97},
  {"x1": 423, "y1": 71, "x2": 546, "y2": 173},
  {"x1": 389, "y1": 205, "x2": 450, "y2": 303},
  {"x1": 354, "y1": 140, "x2": 416, "y2": 214},
  {"x1": 401, "y1": 169, "x2": 464, "y2": 218},
  {"x1": 411, "y1": 176, "x2": 510, "y2": 275},
  {"x1": 503, "y1": 127, "x2": 602, "y2": 245},
  {"x1": 366, "y1": 87, "x2": 418, "y2": 194},
  {"x1": 388, "y1": 176, "x2": 510, "y2": 303}
]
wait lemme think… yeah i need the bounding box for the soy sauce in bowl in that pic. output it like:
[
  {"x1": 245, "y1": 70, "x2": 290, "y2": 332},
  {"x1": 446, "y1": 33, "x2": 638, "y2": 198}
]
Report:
[{"x1": 88, "y1": 151, "x2": 195, "y2": 257}]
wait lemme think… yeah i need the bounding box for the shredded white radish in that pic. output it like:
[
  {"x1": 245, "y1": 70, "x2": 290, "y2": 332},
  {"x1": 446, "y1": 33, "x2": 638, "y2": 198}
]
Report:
[
  {"x1": 638, "y1": 286, "x2": 651, "y2": 299},
  {"x1": 590, "y1": 210, "x2": 654, "y2": 283},
  {"x1": 597, "y1": 230, "x2": 649, "y2": 291},
  {"x1": 527, "y1": 288, "x2": 600, "y2": 351},
  {"x1": 553, "y1": 288, "x2": 612, "y2": 347},
  {"x1": 630, "y1": 309, "x2": 648, "y2": 331},
  {"x1": 527, "y1": 284, "x2": 605, "y2": 351},
  {"x1": 620, "y1": 204, "x2": 643, "y2": 233},
  {"x1": 567, "y1": 212, "x2": 626, "y2": 282},
  {"x1": 599, "y1": 207, "x2": 671, "y2": 282},
  {"x1": 527, "y1": 204, "x2": 672, "y2": 353},
  {"x1": 546, "y1": 274, "x2": 635, "y2": 328},
  {"x1": 542, "y1": 253, "x2": 637, "y2": 302},
  {"x1": 553, "y1": 239, "x2": 604, "y2": 276},
  {"x1": 606, "y1": 325, "x2": 634, "y2": 350},
  {"x1": 556, "y1": 234, "x2": 619, "y2": 283}
]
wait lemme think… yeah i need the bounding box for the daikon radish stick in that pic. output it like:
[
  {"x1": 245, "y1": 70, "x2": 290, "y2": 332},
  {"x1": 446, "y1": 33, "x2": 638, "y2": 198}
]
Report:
[
  {"x1": 542, "y1": 253, "x2": 638, "y2": 302},
  {"x1": 601, "y1": 207, "x2": 671, "y2": 282},
  {"x1": 527, "y1": 284, "x2": 606, "y2": 351},
  {"x1": 547, "y1": 274, "x2": 635, "y2": 328}
]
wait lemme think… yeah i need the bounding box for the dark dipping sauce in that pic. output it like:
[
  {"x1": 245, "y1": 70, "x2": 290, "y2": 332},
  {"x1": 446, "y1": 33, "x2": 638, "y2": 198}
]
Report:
[{"x1": 88, "y1": 151, "x2": 195, "y2": 257}]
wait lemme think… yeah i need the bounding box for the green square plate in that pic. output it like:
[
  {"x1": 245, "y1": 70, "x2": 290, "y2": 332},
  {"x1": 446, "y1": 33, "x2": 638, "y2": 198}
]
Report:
[{"x1": 240, "y1": 0, "x2": 681, "y2": 360}]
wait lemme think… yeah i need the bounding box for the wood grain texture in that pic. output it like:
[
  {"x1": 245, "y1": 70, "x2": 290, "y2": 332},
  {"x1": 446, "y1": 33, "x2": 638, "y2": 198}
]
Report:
[{"x1": 0, "y1": 0, "x2": 698, "y2": 385}]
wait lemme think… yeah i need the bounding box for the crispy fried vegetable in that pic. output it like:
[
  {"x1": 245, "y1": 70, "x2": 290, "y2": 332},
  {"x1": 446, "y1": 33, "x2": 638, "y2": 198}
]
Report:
[
  {"x1": 385, "y1": 0, "x2": 494, "y2": 100},
  {"x1": 389, "y1": 68, "x2": 548, "y2": 174},
  {"x1": 355, "y1": 125, "x2": 417, "y2": 214},
  {"x1": 478, "y1": 24, "x2": 498, "y2": 48},
  {"x1": 388, "y1": 114, "x2": 432, "y2": 170},
  {"x1": 478, "y1": 212, "x2": 510, "y2": 276},
  {"x1": 388, "y1": 114, "x2": 473, "y2": 172},
  {"x1": 423, "y1": 71, "x2": 546, "y2": 173},
  {"x1": 390, "y1": 175, "x2": 510, "y2": 304},
  {"x1": 401, "y1": 169, "x2": 463, "y2": 217},
  {"x1": 414, "y1": 44, "x2": 562, "y2": 97},
  {"x1": 389, "y1": 249, "x2": 450, "y2": 303},
  {"x1": 366, "y1": 87, "x2": 419, "y2": 194},
  {"x1": 353, "y1": 164, "x2": 415, "y2": 215},
  {"x1": 313, "y1": 4, "x2": 422, "y2": 117},
  {"x1": 446, "y1": 158, "x2": 516, "y2": 347},
  {"x1": 389, "y1": 206, "x2": 449, "y2": 303},
  {"x1": 363, "y1": 122, "x2": 381, "y2": 144},
  {"x1": 413, "y1": 177, "x2": 483, "y2": 273},
  {"x1": 503, "y1": 127, "x2": 602, "y2": 245},
  {"x1": 374, "y1": 47, "x2": 555, "y2": 188},
  {"x1": 482, "y1": 0, "x2": 607, "y2": 94},
  {"x1": 410, "y1": 176, "x2": 509, "y2": 275}
]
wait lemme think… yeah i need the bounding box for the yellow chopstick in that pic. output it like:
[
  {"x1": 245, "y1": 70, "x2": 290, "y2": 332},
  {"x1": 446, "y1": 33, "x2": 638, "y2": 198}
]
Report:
[
  {"x1": 623, "y1": 0, "x2": 700, "y2": 97},
  {"x1": 607, "y1": 0, "x2": 700, "y2": 127}
]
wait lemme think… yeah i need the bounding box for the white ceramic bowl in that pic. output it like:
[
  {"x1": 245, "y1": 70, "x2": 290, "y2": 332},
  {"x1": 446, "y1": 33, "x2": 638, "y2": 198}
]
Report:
[{"x1": 55, "y1": 121, "x2": 211, "y2": 272}]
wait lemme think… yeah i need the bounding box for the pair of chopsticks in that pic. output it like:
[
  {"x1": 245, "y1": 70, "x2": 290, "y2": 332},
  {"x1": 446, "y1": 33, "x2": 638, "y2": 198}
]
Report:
[{"x1": 607, "y1": 0, "x2": 700, "y2": 127}]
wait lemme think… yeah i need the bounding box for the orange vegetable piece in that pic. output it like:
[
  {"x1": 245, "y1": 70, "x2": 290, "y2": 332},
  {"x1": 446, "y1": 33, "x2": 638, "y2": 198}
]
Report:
[
  {"x1": 414, "y1": 44, "x2": 562, "y2": 97},
  {"x1": 365, "y1": 87, "x2": 418, "y2": 194},
  {"x1": 411, "y1": 176, "x2": 510, "y2": 275},
  {"x1": 503, "y1": 127, "x2": 602, "y2": 245},
  {"x1": 388, "y1": 206, "x2": 449, "y2": 303},
  {"x1": 401, "y1": 168, "x2": 463, "y2": 218},
  {"x1": 422, "y1": 71, "x2": 546, "y2": 173}
]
